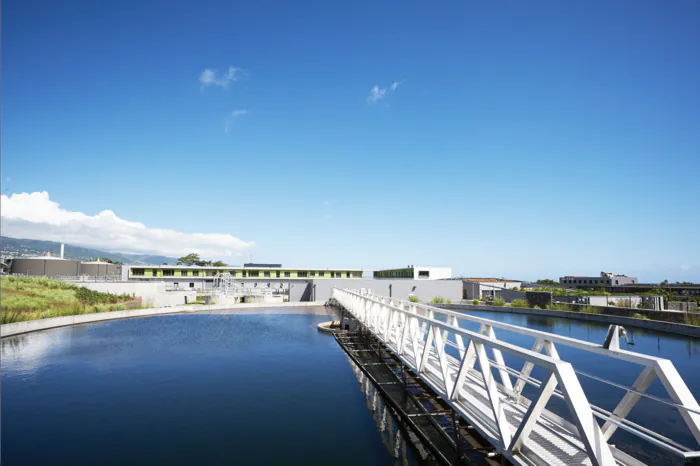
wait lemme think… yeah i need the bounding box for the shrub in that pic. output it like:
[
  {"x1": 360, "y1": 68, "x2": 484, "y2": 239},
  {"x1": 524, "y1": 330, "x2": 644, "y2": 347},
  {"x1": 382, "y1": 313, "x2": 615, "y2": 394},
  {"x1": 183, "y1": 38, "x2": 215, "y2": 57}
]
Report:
[
  {"x1": 492, "y1": 297, "x2": 505, "y2": 307},
  {"x1": 684, "y1": 314, "x2": 700, "y2": 326},
  {"x1": 445, "y1": 299, "x2": 451, "y2": 304},
  {"x1": 533, "y1": 305, "x2": 541, "y2": 310},
  {"x1": 408, "y1": 295, "x2": 420, "y2": 303},
  {"x1": 511, "y1": 299, "x2": 529, "y2": 308},
  {"x1": 546, "y1": 303, "x2": 571, "y2": 311},
  {"x1": 472, "y1": 299, "x2": 479, "y2": 305},
  {"x1": 430, "y1": 296, "x2": 446, "y2": 304},
  {"x1": 632, "y1": 313, "x2": 650, "y2": 320},
  {"x1": 581, "y1": 305, "x2": 600, "y2": 314}
]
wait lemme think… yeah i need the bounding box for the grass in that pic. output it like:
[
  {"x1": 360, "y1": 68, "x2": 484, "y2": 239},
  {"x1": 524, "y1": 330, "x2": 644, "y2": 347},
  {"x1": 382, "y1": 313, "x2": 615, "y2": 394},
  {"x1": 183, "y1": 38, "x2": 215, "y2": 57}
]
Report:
[
  {"x1": 511, "y1": 298, "x2": 529, "y2": 308},
  {"x1": 1, "y1": 276, "x2": 136, "y2": 324},
  {"x1": 546, "y1": 303, "x2": 571, "y2": 311},
  {"x1": 430, "y1": 296, "x2": 446, "y2": 304},
  {"x1": 632, "y1": 313, "x2": 651, "y2": 320},
  {"x1": 684, "y1": 313, "x2": 700, "y2": 326},
  {"x1": 408, "y1": 295, "x2": 420, "y2": 303},
  {"x1": 581, "y1": 305, "x2": 601, "y2": 314}
]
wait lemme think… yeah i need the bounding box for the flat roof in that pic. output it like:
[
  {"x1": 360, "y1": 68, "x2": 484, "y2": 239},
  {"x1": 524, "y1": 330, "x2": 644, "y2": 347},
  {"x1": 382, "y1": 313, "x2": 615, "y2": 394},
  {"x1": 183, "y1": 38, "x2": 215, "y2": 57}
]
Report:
[
  {"x1": 465, "y1": 278, "x2": 521, "y2": 283},
  {"x1": 127, "y1": 265, "x2": 362, "y2": 271}
]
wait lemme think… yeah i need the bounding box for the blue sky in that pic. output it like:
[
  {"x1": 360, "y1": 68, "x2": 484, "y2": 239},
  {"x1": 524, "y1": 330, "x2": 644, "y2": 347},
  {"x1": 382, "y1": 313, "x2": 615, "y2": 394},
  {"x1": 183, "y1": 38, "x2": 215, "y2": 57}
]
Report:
[{"x1": 2, "y1": 0, "x2": 699, "y2": 282}]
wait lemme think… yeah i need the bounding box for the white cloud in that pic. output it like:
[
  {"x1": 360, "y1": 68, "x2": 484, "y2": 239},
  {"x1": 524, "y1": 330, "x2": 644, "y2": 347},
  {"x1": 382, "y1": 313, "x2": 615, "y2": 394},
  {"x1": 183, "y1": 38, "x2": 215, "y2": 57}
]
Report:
[
  {"x1": 224, "y1": 109, "x2": 249, "y2": 134},
  {"x1": 0, "y1": 191, "x2": 254, "y2": 259},
  {"x1": 680, "y1": 265, "x2": 692, "y2": 271},
  {"x1": 368, "y1": 86, "x2": 387, "y2": 103},
  {"x1": 367, "y1": 80, "x2": 404, "y2": 103},
  {"x1": 199, "y1": 66, "x2": 242, "y2": 88}
]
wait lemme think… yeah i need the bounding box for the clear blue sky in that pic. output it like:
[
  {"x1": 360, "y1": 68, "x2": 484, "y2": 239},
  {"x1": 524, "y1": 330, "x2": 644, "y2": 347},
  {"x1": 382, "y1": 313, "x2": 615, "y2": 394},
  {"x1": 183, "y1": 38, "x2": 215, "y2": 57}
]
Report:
[{"x1": 2, "y1": 0, "x2": 699, "y2": 282}]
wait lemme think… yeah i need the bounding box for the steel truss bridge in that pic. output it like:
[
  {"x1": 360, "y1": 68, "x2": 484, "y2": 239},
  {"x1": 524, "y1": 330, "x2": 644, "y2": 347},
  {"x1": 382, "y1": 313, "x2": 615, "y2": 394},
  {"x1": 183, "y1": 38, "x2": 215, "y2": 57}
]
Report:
[{"x1": 332, "y1": 288, "x2": 700, "y2": 466}]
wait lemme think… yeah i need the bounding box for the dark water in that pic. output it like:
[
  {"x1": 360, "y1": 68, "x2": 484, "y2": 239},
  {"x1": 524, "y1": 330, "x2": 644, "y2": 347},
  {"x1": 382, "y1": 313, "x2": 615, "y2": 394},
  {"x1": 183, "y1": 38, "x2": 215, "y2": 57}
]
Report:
[
  {"x1": 1, "y1": 309, "x2": 419, "y2": 466},
  {"x1": 456, "y1": 311, "x2": 700, "y2": 464},
  {"x1": 2, "y1": 309, "x2": 699, "y2": 465}
]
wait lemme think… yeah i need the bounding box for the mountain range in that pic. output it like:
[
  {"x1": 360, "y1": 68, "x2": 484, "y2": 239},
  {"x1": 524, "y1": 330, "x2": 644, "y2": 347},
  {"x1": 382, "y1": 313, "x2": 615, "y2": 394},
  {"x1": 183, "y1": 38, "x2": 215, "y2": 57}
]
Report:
[{"x1": 0, "y1": 236, "x2": 178, "y2": 265}]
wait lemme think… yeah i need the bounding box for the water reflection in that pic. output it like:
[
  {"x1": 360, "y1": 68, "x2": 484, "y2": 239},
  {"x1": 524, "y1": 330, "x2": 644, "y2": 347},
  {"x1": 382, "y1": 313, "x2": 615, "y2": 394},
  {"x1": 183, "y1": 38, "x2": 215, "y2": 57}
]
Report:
[{"x1": 346, "y1": 355, "x2": 423, "y2": 465}]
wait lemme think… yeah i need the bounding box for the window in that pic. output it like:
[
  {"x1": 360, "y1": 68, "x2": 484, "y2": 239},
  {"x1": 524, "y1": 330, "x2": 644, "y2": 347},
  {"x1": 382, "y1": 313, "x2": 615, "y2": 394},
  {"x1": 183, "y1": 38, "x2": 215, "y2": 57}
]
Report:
[
  {"x1": 418, "y1": 271, "x2": 430, "y2": 278},
  {"x1": 242, "y1": 271, "x2": 246, "y2": 277},
  {"x1": 310, "y1": 272, "x2": 316, "y2": 277},
  {"x1": 153, "y1": 269, "x2": 160, "y2": 276},
  {"x1": 330, "y1": 272, "x2": 335, "y2": 278},
  {"x1": 192, "y1": 271, "x2": 199, "y2": 277},
  {"x1": 181, "y1": 270, "x2": 188, "y2": 277},
  {"x1": 615, "y1": 280, "x2": 619, "y2": 285},
  {"x1": 132, "y1": 268, "x2": 145, "y2": 276},
  {"x1": 189, "y1": 283, "x2": 195, "y2": 288},
  {"x1": 346, "y1": 272, "x2": 350, "y2": 278},
  {"x1": 298, "y1": 271, "x2": 308, "y2": 278},
  {"x1": 248, "y1": 271, "x2": 259, "y2": 277},
  {"x1": 276, "y1": 271, "x2": 280, "y2": 278},
  {"x1": 284, "y1": 272, "x2": 290, "y2": 277},
  {"x1": 163, "y1": 269, "x2": 174, "y2": 277},
  {"x1": 318, "y1": 272, "x2": 324, "y2": 277},
  {"x1": 264, "y1": 271, "x2": 270, "y2": 277},
  {"x1": 353, "y1": 271, "x2": 362, "y2": 278}
]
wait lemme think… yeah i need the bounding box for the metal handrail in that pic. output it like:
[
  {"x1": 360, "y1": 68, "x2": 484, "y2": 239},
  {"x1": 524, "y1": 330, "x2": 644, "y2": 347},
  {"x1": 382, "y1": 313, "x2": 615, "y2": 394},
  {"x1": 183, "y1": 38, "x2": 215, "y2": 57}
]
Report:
[{"x1": 333, "y1": 288, "x2": 700, "y2": 465}]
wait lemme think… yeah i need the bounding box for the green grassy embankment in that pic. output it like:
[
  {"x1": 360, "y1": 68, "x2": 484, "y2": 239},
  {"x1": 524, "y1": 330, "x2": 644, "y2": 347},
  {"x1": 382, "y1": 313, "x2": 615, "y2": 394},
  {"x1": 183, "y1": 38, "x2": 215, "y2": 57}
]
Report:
[{"x1": 1, "y1": 276, "x2": 138, "y2": 324}]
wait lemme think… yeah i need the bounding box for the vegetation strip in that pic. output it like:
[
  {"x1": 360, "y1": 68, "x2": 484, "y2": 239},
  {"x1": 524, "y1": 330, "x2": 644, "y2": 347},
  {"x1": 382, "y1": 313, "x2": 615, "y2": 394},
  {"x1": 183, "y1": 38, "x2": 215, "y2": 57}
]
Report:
[{"x1": 1, "y1": 276, "x2": 141, "y2": 324}]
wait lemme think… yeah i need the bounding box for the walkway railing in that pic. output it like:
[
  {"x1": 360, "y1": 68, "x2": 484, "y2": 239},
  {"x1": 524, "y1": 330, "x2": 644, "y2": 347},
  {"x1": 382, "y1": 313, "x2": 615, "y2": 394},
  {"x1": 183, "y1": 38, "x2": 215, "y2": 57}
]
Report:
[{"x1": 332, "y1": 288, "x2": 700, "y2": 466}]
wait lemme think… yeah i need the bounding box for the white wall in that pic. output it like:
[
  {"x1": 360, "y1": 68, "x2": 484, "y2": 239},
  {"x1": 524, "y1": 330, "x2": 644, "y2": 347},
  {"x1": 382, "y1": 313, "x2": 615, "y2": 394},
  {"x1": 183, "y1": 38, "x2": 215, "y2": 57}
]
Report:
[
  {"x1": 79, "y1": 282, "x2": 195, "y2": 307},
  {"x1": 414, "y1": 267, "x2": 452, "y2": 280}
]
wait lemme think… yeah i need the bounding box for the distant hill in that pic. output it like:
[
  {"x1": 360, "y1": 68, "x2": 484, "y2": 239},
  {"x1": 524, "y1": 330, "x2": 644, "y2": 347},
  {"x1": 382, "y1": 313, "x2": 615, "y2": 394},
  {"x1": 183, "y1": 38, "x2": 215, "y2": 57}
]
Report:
[{"x1": 0, "y1": 236, "x2": 178, "y2": 265}]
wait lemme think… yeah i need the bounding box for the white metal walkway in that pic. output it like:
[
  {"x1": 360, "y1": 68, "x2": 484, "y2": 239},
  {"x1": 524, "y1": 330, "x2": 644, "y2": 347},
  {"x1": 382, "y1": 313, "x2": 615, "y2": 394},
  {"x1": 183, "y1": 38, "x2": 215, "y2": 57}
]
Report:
[{"x1": 332, "y1": 288, "x2": 700, "y2": 466}]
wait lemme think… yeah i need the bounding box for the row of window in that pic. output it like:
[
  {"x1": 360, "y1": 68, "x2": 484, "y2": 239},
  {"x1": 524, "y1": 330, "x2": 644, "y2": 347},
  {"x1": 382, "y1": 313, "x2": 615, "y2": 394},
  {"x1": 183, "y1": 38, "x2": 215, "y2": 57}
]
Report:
[
  {"x1": 131, "y1": 269, "x2": 358, "y2": 278},
  {"x1": 561, "y1": 278, "x2": 619, "y2": 286}
]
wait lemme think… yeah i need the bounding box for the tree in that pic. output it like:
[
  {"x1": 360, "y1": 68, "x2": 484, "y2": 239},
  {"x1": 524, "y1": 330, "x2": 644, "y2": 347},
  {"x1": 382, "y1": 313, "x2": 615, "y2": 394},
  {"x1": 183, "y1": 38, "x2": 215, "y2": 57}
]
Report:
[
  {"x1": 535, "y1": 279, "x2": 559, "y2": 287},
  {"x1": 177, "y1": 253, "x2": 202, "y2": 266},
  {"x1": 212, "y1": 260, "x2": 228, "y2": 267}
]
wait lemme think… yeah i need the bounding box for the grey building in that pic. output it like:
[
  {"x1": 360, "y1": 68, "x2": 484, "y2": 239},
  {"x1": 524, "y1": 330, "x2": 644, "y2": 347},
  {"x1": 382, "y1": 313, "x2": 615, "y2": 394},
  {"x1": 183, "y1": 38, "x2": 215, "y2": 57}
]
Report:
[
  {"x1": 9, "y1": 256, "x2": 122, "y2": 277},
  {"x1": 560, "y1": 272, "x2": 638, "y2": 289}
]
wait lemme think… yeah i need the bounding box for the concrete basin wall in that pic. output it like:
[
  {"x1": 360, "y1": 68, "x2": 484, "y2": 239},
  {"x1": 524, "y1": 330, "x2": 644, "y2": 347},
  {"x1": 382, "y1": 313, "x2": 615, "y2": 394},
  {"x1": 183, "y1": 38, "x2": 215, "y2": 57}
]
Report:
[
  {"x1": 1, "y1": 301, "x2": 326, "y2": 338},
  {"x1": 439, "y1": 304, "x2": 700, "y2": 338}
]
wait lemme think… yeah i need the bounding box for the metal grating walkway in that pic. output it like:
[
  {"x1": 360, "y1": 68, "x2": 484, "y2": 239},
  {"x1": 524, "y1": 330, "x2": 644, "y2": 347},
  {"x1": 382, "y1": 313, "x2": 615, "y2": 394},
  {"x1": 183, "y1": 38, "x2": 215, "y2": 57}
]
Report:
[{"x1": 331, "y1": 288, "x2": 700, "y2": 466}]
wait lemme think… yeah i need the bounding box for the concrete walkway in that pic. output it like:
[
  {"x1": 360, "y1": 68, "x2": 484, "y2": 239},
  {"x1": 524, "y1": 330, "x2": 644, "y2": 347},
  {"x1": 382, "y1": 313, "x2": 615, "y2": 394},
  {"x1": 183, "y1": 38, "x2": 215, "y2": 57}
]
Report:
[{"x1": 1, "y1": 301, "x2": 327, "y2": 338}]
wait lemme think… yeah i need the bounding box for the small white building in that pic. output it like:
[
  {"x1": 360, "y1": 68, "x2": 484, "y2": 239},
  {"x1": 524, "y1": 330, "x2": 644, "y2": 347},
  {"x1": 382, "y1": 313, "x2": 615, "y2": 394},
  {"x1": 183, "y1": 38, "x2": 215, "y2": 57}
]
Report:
[
  {"x1": 462, "y1": 278, "x2": 523, "y2": 300},
  {"x1": 373, "y1": 265, "x2": 452, "y2": 280}
]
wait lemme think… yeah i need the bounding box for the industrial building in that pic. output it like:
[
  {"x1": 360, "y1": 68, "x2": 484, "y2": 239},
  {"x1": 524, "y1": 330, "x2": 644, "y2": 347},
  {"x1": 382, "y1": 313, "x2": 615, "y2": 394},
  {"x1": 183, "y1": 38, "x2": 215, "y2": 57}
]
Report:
[
  {"x1": 126, "y1": 264, "x2": 363, "y2": 290},
  {"x1": 373, "y1": 265, "x2": 452, "y2": 280},
  {"x1": 8, "y1": 252, "x2": 122, "y2": 278},
  {"x1": 560, "y1": 272, "x2": 638, "y2": 289},
  {"x1": 462, "y1": 278, "x2": 522, "y2": 300}
]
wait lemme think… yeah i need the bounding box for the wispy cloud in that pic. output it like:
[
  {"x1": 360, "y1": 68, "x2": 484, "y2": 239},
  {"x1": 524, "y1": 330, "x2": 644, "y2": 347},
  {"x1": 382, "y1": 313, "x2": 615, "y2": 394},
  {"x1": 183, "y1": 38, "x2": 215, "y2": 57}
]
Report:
[
  {"x1": 323, "y1": 200, "x2": 335, "y2": 206},
  {"x1": 200, "y1": 66, "x2": 243, "y2": 89},
  {"x1": 367, "y1": 80, "x2": 404, "y2": 103},
  {"x1": 680, "y1": 265, "x2": 692, "y2": 271},
  {"x1": 224, "y1": 109, "x2": 249, "y2": 134},
  {"x1": 1, "y1": 191, "x2": 254, "y2": 258}
]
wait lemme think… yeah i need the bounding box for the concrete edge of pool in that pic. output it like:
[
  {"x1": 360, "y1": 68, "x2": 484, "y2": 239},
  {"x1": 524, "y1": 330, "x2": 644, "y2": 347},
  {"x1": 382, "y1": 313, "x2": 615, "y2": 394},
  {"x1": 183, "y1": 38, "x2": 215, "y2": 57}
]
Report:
[
  {"x1": 0, "y1": 301, "x2": 328, "y2": 338},
  {"x1": 438, "y1": 303, "x2": 700, "y2": 338}
]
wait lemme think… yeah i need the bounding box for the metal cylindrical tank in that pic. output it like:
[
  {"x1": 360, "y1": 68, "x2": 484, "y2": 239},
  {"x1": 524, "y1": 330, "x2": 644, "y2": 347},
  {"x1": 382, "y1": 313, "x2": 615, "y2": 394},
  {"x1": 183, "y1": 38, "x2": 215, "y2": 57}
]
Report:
[{"x1": 10, "y1": 258, "x2": 81, "y2": 276}]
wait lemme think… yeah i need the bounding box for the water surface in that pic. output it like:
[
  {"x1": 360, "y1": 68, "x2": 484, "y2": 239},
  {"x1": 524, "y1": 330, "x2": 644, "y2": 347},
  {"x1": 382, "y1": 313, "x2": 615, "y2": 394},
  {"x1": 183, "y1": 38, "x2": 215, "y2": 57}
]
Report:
[{"x1": 2, "y1": 308, "x2": 419, "y2": 466}]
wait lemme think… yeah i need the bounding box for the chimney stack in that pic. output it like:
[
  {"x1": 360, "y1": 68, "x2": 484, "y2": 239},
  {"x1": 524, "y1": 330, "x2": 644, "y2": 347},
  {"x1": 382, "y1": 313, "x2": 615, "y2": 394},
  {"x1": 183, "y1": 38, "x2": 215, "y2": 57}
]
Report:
[{"x1": 60, "y1": 244, "x2": 65, "y2": 260}]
